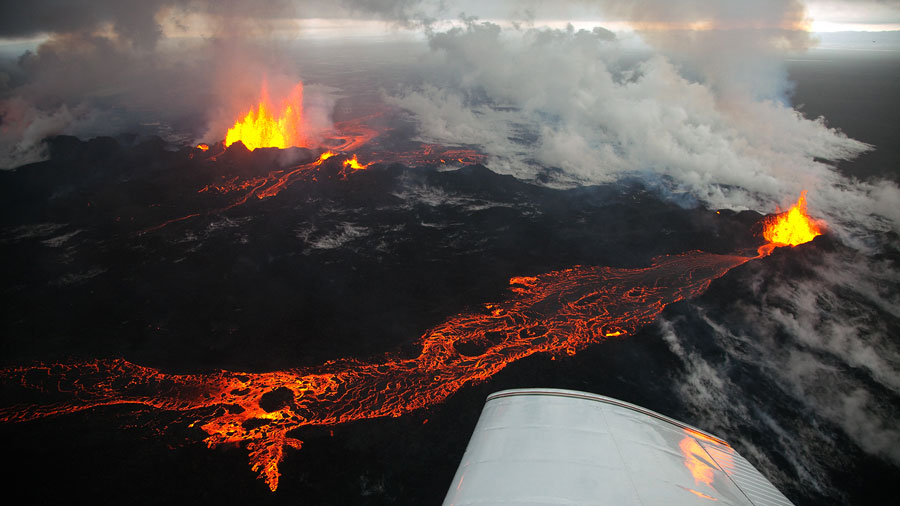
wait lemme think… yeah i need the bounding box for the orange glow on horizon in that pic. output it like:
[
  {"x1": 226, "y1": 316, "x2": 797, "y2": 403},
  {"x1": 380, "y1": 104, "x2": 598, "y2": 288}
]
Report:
[{"x1": 225, "y1": 82, "x2": 308, "y2": 151}]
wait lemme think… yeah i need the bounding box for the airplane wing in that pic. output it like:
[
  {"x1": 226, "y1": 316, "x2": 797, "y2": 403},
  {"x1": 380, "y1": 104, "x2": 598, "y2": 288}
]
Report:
[{"x1": 444, "y1": 388, "x2": 793, "y2": 506}]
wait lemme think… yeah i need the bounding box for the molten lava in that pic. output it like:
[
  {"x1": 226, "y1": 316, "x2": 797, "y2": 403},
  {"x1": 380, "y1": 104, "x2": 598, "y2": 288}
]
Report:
[
  {"x1": 343, "y1": 154, "x2": 370, "y2": 170},
  {"x1": 255, "y1": 151, "x2": 334, "y2": 200},
  {"x1": 325, "y1": 113, "x2": 384, "y2": 152},
  {"x1": 9, "y1": 122, "x2": 809, "y2": 493},
  {"x1": 225, "y1": 83, "x2": 307, "y2": 150},
  {"x1": 759, "y1": 191, "x2": 823, "y2": 256},
  {"x1": 0, "y1": 251, "x2": 751, "y2": 491}
]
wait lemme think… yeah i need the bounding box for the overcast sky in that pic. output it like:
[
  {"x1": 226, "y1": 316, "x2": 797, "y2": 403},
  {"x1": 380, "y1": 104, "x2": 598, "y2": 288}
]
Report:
[{"x1": 0, "y1": 0, "x2": 898, "y2": 46}]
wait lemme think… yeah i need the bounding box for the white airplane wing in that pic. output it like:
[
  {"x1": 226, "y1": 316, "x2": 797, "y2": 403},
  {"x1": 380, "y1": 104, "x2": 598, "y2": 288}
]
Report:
[{"x1": 444, "y1": 388, "x2": 793, "y2": 506}]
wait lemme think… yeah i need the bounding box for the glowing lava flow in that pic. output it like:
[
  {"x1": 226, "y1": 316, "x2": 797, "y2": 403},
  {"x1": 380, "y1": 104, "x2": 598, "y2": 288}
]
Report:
[
  {"x1": 171, "y1": 105, "x2": 486, "y2": 233},
  {"x1": 1, "y1": 251, "x2": 750, "y2": 491},
  {"x1": 225, "y1": 83, "x2": 307, "y2": 150},
  {"x1": 758, "y1": 191, "x2": 823, "y2": 257},
  {"x1": 325, "y1": 113, "x2": 384, "y2": 152},
  {"x1": 254, "y1": 151, "x2": 334, "y2": 200},
  {"x1": 139, "y1": 151, "x2": 341, "y2": 235},
  {"x1": 142, "y1": 139, "x2": 486, "y2": 234}
]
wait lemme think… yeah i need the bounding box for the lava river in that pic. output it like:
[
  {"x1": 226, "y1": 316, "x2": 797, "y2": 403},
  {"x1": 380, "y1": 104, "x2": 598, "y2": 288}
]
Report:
[{"x1": 1, "y1": 250, "x2": 751, "y2": 491}]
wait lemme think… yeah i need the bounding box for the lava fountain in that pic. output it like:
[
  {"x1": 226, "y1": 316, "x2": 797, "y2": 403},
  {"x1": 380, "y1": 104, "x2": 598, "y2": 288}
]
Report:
[
  {"x1": 342, "y1": 154, "x2": 371, "y2": 170},
  {"x1": 758, "y1": 190, "x2": 824, "y2": 257},
  {"x1": 225, "y1": 82, "x2": 308, "y2": 150}
]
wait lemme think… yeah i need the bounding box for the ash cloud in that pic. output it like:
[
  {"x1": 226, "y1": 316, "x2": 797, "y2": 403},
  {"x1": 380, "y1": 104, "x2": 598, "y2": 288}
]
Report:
[
  {"x1": 0, "y1": 0, "x2": 174, "y2": 49},
  {"x1": 599, "y1": 0, "x2": 813, "y2": 101},
  {"x1": 0, "y1": 32, "x2": 230, "y2": 167}
]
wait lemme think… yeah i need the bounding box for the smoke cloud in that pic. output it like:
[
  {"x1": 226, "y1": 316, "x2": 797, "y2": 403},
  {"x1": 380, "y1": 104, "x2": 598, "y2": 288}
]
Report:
[
  {"x1": 379, "y1": 1, "x2": 900, "y2": 245},
  {"x1": 0, "y1": 0, "x2": 442, "y2": 167},
  {"x1": 601, "y1": 0, "x2": 812, "y2": 101},
  {"x1": 0, "y1": 0, "x2": 175, "y2": 49},
  {"x1": 2, "y1": 0, "x2": 897, "y2": 239}
]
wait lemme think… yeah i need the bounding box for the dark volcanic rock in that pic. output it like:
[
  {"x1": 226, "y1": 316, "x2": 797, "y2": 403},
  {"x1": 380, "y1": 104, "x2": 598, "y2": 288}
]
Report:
[{"x1": 259, "y1": 387, "x2": 296, "y2": 412}]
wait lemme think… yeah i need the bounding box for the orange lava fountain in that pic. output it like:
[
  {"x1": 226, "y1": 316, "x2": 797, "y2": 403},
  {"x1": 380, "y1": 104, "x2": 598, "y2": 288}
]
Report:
[
  {"x1": 758, "y1": 191, "x2": 823, "y2": 257},
  {"x1": 342, "y1": 154, "x2": 370, "y2": 170},
  {"x1": 225, "y1": 83, "x2": 307, "y2": 150},
  {"x1": 0, "y1": 251, "x2": 751, "y2": 491}
]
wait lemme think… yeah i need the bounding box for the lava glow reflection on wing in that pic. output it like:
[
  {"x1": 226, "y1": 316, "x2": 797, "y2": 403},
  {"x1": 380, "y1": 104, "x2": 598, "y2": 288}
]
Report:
[
  {"x1": 225, "y1": 82, "x2": 307, "y2": 151},
  {"x1": 688, "y1": 489, "x2": 719, "y2": 501},
  {"x1": 680, "y1": 435, "x2": 716, "y2": 486},
  {"x1": 679, "y1": 429, "x2": 735, "y2": 501},
  {"x1": 1, "y1": 251, "x2": 751, "y2": 491}
]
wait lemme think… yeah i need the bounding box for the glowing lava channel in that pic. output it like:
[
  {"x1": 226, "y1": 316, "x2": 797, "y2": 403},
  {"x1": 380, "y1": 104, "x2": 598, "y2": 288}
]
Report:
[
  {"x1": 1, "y1": 251, "x2": 751, "y2": 491},
  {"x1": 225, "y1": 83, "x2": 307, "y2": 151}
]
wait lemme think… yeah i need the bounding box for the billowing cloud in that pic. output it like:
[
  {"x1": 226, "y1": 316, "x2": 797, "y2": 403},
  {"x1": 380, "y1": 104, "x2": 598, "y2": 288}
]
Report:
[
  {"x1": 2, "y1": 0, "x2": 899, "y2": 238},
  {"x1": 389, "y1": 19, "x2": 898, "y2": 244},
  {"x1": 0, "y1": 1, "x2": 352, "y2": 168},
  {"x1": 0, "y1": 0, "x2": 175, "y2": 48}
]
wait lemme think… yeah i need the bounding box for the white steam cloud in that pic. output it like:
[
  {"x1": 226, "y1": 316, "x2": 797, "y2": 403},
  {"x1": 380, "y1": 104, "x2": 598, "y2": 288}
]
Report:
[
  {"x1": 0, "y1": 0, "x2": 441, "y2": 168},
  {"x1": 388, "y1": 14, "x2": 899, "y2": 243}
]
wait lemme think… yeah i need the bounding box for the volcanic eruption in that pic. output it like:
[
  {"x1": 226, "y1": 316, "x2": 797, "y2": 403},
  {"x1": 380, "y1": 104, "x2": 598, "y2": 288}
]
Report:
[
  {"x1": 2, "y1": 3, "x2": 899, "y2": 504},
  {"x1": 225, "y1": 82, "x2": 308, "y2": 151},
  {"x1": 0, "y1": 94, "x2": 830, "y2": 490},
  {"x1": 758, "y1": 191, "x2": 824, "y2": 256},
  {"x1": 0, "y1": 60, "x2": 833, "y2": 493},
  {"x1": 0, "y1": 188, "x2": 823, "y2": 492}
]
